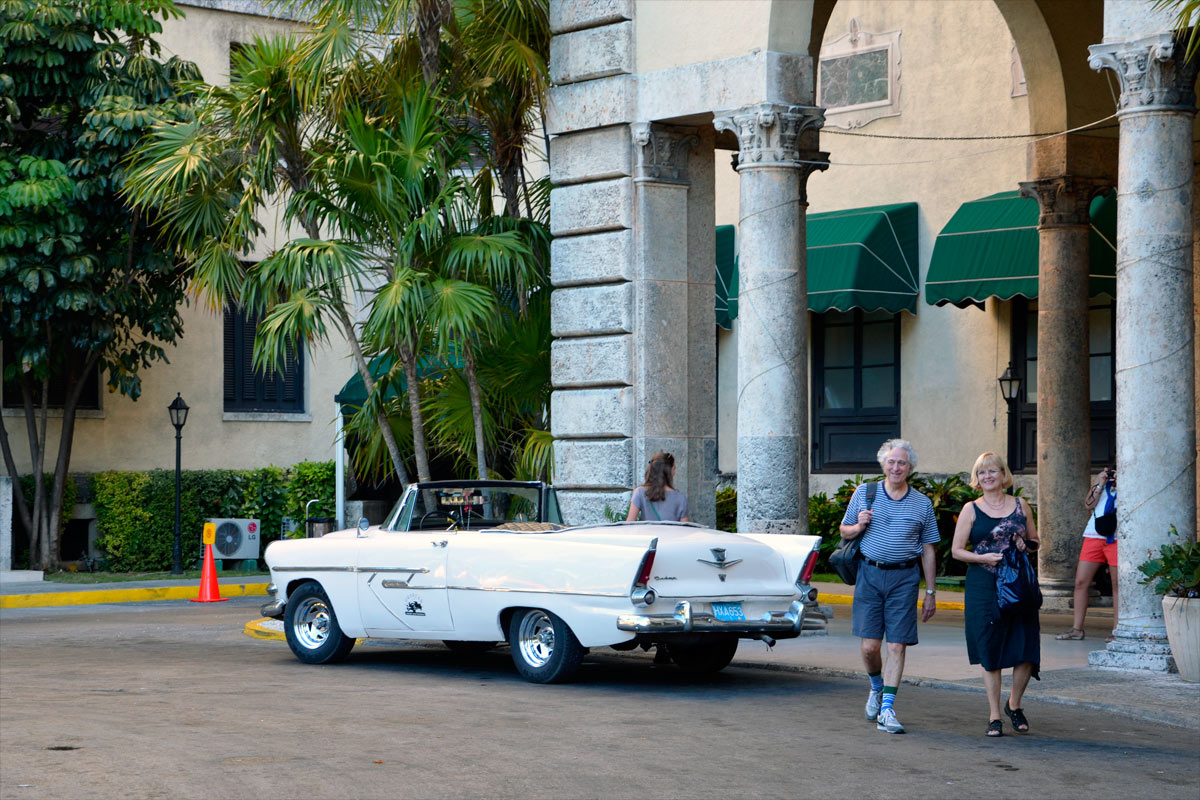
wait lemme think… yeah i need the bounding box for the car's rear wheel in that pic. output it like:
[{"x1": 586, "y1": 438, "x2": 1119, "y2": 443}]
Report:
[
  {"x1": 508, "y1": 608, "x2": 584, "y2": 683},
  {"x1": 442, "y1": 640, "x2": 495, "y2": 656},
  {"x1": 284, "y1": 582, "x2": 355, "y2": 665},
  {"x1": 666, "y1": 636, "x2": 739, "y2": 674}
]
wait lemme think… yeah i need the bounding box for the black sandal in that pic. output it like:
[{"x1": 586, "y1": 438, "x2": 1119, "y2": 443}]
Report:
[
  {"x1": 1004, "y1": 701, "x2": 1029, "y2": 732},
  {"x1": 987, "y1": 719, "x2": 1003, "y2": 737}
]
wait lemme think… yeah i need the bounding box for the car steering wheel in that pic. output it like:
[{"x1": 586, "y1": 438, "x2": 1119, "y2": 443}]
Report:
[{"x1": 419, "y1": 510, "x2": 456, "y2": 529}]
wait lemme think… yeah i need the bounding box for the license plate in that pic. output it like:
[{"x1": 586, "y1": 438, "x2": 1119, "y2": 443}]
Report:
[{"x1": 711, "y1": 602, "x2": 745, "y2": 621}]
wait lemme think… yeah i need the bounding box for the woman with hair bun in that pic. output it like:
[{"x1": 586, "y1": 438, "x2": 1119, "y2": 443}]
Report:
[{"x1": 626, "y1": 452, "x2": 690, "y2": 522}]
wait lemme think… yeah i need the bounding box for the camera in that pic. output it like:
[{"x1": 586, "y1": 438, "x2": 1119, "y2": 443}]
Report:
[{"x1": 1104, "y1": 466, "x2": 1116, "y2": 488}]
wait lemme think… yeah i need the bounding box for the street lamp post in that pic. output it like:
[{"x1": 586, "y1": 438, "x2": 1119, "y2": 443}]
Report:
[{"x1": 168, "y1": 393, "x2": 189, "y2": 575}]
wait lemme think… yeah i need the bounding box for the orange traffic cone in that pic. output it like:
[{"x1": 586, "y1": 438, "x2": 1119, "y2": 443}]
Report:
[{"x1": 191, "y1": 542, "x2": 228, "y2": 603}]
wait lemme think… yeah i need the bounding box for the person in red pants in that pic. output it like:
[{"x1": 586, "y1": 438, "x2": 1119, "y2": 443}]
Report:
[{"x1": 1056, "y1": 467, "x2": 1118, "y2": 642}]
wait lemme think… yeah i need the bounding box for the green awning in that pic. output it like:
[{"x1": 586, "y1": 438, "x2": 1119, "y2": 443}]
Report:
[
  {"x1": 714, "y1": 202, "x2": 920, "y2": 325},
  {"x1": 715, "y1": 224, "x2": 738, "y2": 330},
  {"x1": 335, "y1": 353, "x2": 457, "y2": 407},
  {"x1": 925, "y1": 190, "x2": 1116, "y2": 308},
  {"x1": 807, "y1": 202, "x2": 919, "y2": 314},
  {"x1": 335, "y1": 355, "x2": 398, "y2": 407}
]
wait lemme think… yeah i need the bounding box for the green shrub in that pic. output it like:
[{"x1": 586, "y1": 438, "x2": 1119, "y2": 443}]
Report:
[
  {"x1": 237, "y1": 466, "x2": 288, "y2": 545},
  {"x1": 92, "y1": 463, "x2": 334, "y2": 571},
  {"x1": 715, "y1": 486, "x2": 737, "y2": 532},
  {"x1": 808, "y1": 492, "x2": 845, "y2": 571},
  {"x1": 284, "y1": 461, "x2": 337, "y2": 527}
]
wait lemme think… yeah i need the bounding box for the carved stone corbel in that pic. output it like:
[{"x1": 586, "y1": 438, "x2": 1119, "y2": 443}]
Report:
[{"x1": 631, "y1": 122, "x2": 700, "y2": 184}]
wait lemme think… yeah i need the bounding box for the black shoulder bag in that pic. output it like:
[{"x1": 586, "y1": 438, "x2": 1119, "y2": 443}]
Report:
[{"x1": 830, "y1": 481, "x2": 877, "y2": 586}]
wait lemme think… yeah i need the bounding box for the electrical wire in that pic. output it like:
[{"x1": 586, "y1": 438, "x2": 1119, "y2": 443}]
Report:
[{"x1": 801, "y1": 113, "x2": 1120, "y2": 168}]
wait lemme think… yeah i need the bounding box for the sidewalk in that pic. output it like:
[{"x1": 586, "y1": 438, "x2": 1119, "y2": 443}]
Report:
[{"x1": 2, "y1": 575, "x2": 1196, "y2": 728}]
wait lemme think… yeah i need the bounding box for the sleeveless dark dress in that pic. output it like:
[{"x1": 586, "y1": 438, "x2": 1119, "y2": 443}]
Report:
[{"x1": 964, "y1": 501, "x2": 1041, "y2": 677}]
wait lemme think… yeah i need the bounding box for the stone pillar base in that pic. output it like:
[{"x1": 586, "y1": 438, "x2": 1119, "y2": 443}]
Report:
[
  {"x1": 1039, "y1": 595, "x2": 1074, "y2": 613},
  {"x1": 1087, "y1": 639, "x2": 1177, "y2": 672}
]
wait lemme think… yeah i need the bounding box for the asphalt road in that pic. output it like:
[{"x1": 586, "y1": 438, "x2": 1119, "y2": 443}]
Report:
[{"x1": 1, "y1": 599, "x2": 1195, "y2": 800}]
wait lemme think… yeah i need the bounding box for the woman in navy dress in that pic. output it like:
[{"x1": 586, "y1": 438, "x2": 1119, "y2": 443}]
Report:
[{"x1": 952, "y1": 452, "x2": 1041, "y2": 737}]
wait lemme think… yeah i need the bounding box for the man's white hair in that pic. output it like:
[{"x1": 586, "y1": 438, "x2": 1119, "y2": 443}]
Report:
[{"x1": 877, "y1": 438, "x2": 917, "y2": 471}]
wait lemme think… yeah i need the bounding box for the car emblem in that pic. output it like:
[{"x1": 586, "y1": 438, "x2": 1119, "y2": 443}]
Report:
[{"x1": 697, "y1": 547, "x2": 742, "y2": 570}]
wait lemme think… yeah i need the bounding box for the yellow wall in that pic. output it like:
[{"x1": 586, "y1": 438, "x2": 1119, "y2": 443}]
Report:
[{"x1": 635, "y1": 0, "x2": 774, "y2": 73}]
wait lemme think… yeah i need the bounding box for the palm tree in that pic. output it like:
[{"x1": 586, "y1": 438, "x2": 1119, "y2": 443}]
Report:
[{"x1": 125, "y1": 34, "x2": 419, "y2": 483}]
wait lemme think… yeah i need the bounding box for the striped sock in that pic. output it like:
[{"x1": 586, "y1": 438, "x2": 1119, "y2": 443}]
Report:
[
  {"x1": 881, "y1": 686, "x2": 897, "y2": 713},
  {"x1": 869, "y1": 672, "x2": 884, "y2": 693}
]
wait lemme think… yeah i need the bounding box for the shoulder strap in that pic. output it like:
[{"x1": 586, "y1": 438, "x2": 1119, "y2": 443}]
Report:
[
  {"x1": 865, "y1": 481, "x2": 878, "y2": 510},
  {"x1": 646, "y1": 498, "x2": 662, "y2": 521}
]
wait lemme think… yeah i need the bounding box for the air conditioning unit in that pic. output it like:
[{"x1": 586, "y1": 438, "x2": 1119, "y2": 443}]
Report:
[{"x1": 206, "y1": 518, "x2": 261, "y2": 560}]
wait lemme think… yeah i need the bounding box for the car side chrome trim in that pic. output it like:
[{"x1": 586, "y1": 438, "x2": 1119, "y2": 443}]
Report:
[
  {"x1": 362, "y1": 567, "x2": 431, "y2": 574},
  {"x1": 380, "y1": 580, "x2": 411, "y2": 589},
  {"x1": 447, "y1": 585, "x2": 624, "y2": 598},
  {"x1": 270, "y1": 566, "x2": 429, "y2": 574},
  {"x1": 271, "y1": 566, "x2": 356, "y2": 572}
]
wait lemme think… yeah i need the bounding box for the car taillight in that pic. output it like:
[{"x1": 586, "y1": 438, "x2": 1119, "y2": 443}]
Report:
[
  {"x1": 634, "y1": 538, "x2": 658, "y2": 587},
  {"x1": 799, "y1": 550, "x2": 818, "y2": 584}
]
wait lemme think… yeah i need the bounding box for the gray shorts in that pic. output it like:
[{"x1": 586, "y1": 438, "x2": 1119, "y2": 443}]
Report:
[{"x1": 851, "y1": 561, "x2": 921, "y2": 645}]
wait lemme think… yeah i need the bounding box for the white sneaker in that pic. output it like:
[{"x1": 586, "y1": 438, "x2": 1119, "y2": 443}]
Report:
[
  {"x1": 865, "y1": 690, "x2": 882, "y2": 721},
  {"x1": 876, "y1": 707, "x2": 905, "y2": 734}
]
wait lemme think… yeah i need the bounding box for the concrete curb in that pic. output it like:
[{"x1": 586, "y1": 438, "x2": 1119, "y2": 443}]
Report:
[{"x1": 0, "y1": 582, "x2": 270, "y2": 609}]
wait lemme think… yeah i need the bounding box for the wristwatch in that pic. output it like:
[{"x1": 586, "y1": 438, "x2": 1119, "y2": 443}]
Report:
[{"x1": 925, "y1": 588, "x2": 936, "y2": 595}]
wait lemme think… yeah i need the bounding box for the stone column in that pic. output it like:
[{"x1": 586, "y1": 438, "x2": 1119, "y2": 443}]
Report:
[
  {"x1": 546, "y1": 3, "x2": 637, "y2": 525},
  {"x1": 1089, "y1": 33, "x2": 1199, "y2": 670},
  {"x1": 714, "y1": 104, "x2": 827, "y2": 534},
  {"x1": 630, "y1": 122, "x2": 712, "y2": 523},
  {"x1": 1017, "y1": 176, "x2": 1109, "y2": 602}
]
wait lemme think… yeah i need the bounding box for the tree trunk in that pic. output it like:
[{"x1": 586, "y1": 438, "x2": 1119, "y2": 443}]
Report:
[
  {"x1": 463, "y1": 345, "x2": 488, "y2": 480},
  {"x1": 400, "y1": 345, "x2": 432, "y2": 482},
  {"x1": 417, "y1": 0, "x2": 450, "y2": 88},
  {"x1": 0, "y1": 415, "x2": 34, "y2": 559},
  {"x1": 337, "y1": 306, "x2": 411, "y2": 486}
]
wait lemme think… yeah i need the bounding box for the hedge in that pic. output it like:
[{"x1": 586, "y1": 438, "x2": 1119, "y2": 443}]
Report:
[{"x1": 92, "y1": 461, "x2": 335, "y2": 572}]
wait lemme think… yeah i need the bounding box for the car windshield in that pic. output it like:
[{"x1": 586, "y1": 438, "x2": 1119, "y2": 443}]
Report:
[{"x1": 384, "y1": 485, "x2": 551, "y2": 531}]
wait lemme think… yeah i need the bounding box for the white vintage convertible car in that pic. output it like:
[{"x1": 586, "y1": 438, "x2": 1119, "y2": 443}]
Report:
[{"x1": 261, "y1": 480, "x2": 822, "y2": 683}]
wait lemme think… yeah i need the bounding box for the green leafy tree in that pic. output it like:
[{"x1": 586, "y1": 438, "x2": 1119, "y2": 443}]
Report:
[{"x1": 0, "y1": 0, "x2": 198, "y2": 569}]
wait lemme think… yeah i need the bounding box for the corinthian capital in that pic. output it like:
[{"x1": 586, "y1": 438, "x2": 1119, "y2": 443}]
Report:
[
  {"x1": 1088, "y1": 32, "x2": 1200, "y2": 113},
  {"x1": 713, "y1": 103, "x2": 825, "y2": 169},
  {"x1": 1018, "y1": 177, "x2": 1111, "y2": 227},
  {"x1": 631, "y1": 122, "x2": 700, "y2": 183}
]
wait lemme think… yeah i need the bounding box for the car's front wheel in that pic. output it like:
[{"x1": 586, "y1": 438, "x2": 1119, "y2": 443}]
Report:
[
  {"x1": 507, "y1": 608, "x2": 584, "y2": 683},
  {"x1": 666, "y1": 637, "x2": 739, "y2": 674},
  {"x1": 284, "y1": 582, "x2": 355, "y2": 665}
]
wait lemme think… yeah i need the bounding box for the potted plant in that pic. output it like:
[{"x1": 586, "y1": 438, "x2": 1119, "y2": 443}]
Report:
[{"x1": 1137, "y1": 526, "x2": 1200, "y2": 682}]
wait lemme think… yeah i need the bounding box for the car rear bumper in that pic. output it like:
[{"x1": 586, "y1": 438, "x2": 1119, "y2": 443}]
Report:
[{"x1": 616, "y1": 598, "x2": 806, "y2": 636}]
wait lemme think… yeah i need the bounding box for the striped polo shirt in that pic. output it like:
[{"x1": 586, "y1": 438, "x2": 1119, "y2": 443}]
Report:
[{"x1": 841, "y1": 481, "x2": 940, "y2": 563}]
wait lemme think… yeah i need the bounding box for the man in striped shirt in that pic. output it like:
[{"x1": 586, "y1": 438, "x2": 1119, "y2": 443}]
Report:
[{"x1": 839, "y1": 439, "x2": 940, "y2": 734}]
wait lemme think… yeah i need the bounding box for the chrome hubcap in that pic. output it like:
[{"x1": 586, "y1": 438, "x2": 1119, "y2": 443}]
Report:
[
  {"x1": 517, "y1": 610, "x2": 555, "y2": 668},
  {"x1": 293, "y1": 596, "x2": 331, "y2": 650}
]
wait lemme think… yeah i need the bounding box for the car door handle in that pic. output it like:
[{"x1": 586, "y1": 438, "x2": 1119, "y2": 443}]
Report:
[{"x1": 432, "y1": 540, "x2": 447, "y2": 548}]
